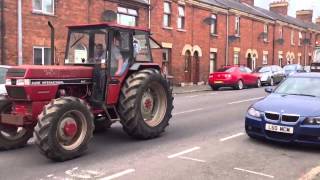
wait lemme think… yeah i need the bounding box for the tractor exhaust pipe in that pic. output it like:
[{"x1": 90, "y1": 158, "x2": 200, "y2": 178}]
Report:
[{"x1": 48, "y1": 21, "x2": 55, "y2": 65}]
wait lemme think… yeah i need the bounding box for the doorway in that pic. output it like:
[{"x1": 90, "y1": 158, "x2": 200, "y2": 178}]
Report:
[
  {"x1": 184, "y1": 50, "x2": 192, "y2": 83},
  {"x1": 193, "y1": 51, "x2": 200, "y2": 84},
  {"x1": 247, "y1": 53, "x2": 252, "y2": 69},
  {"x1": 209, "y1": 52, "x2": 217, "y2": 73}
]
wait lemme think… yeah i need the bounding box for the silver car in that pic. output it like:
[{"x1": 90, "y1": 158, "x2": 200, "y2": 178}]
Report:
[{"x1": 254, "y1": 65, "x2": 285, "y2": 86}]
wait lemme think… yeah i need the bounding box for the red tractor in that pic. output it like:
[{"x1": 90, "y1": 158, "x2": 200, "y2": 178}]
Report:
[{"x1": 0, "y1": 23, "x2": 173, "y2": 161}]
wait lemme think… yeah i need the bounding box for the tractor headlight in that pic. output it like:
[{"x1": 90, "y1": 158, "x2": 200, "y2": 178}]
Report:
[
  {"x1": 247, "y1": 107, "x2": 261, "y2": 118},
  {"x1": 5, "y1": 79, "x2": 11, "y2": 85},
  {"x1": 303, "y1": 117, "x2": 320, "y2": 125},
  {"x1": 16, "y1": 79, "x2": 31, "y2": 86}
]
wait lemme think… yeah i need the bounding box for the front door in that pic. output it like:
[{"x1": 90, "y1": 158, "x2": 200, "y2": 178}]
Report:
[
  {"x1": 193, "y1": 51, "x2": 200, "y2": 84},
  {"x1": 184, "y1": 51, "x2": 192, "y2": 83}
]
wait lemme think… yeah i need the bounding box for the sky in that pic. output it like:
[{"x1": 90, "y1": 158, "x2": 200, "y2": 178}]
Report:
[{"x1": 254, "y1": 0, "x2": 320, "y2": 21}]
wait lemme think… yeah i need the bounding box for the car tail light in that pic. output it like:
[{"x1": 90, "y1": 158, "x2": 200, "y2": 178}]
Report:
[{"x1": 224, "y1": 74, "x2": 231, "y2": 78}]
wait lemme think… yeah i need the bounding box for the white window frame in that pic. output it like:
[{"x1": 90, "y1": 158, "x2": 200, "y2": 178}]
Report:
[
  {"x1": 32, "y1": 0, "x2": 55, "y2": 15},
  {"x1": 33, "y1": 46, "x2": 51, "y2": 65},
  {"x1": 177, "y1": 5, "x2": 185, "y2": 29},
  {"x1": 117, "y1": 7, "x2": 138, "y2": 27},
  {"x1": 299, "y1": 32, "x2": 303, "y2": 46},
  {"x1": 210, "y1": 14, "x2": 217, "y2": 35},
  {"x1": 263, "y1": 54, "x2": 268, "y2": 65},
  {"x1": 279, "y1": 26, "x2": 283, "y2": 39},
  {"x1": 291, "y1": 30, "x2": 295, "y2": 45},
  {"x1": 235, "y1": 16, "x2": 240, "y2": 36},
  {"x1": 163, "y1": 2, "x2": 171, "y2": 27},
  {"x1": 264, "y1": 24, "x2": 268, "y2": 42},
  {"x1": 234, "y1": 51, "x2": 239, "y2": 65}
]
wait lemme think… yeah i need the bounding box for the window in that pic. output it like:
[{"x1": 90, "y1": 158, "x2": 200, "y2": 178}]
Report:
[
  {"x1": 163, "y1": 2, "x2": 171, "y2": 27},
  {"x1": 235, "y1": 16, "x2": 240, "y2": 36},
  {"x1": 33, "y1": 0, "x2": 54, "y2": 15},
  {"x1": 299, "y1": 32, "x2": 303, "y2": 46},
  {"x1": 210, "y1": 14, "x2": 217, "y2": 35},
  {"x1": 264, "y1": 24, "x2": 268, "y2": 42},
  {"x1": 209, "y1": 52, "x2": 217, "y2": 73},
  {"x1": 117, "y1": 7, "x2": 138, "y2": 26},
  {"x1": 133, "y1": 33, "x2": 151, "y2": 62},
  {"x1": 162, "y1": 49, "x2": 171, "y2": 75},
  {"x1": 34, "y1": 47, "x2": 51, "y2": 65},
  {"x1": 234, "y1": 52, "x2": 239, "y2": 65},
  {"x1": 263, "y1": 54, "x2": 268, "y2": 65},
  {"x1": 291, "y1": 30, "x2": 295, "y2": 45},
  {"x1": 177, "y1": 6, "x2": 185, "y2": 29},
  {"x1": 279, "y1": 26, "x2": 283, "y2": 38},
  {"x1": 298, "y1": 55, "x2": 301, "y2": 64}
]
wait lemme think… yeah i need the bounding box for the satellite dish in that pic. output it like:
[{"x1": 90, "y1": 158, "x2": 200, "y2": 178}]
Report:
[{"x1": 102, "y1": 10, "x2": 117, "y2": 22}]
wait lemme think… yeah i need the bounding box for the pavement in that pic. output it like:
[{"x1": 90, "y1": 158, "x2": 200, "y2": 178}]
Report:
[
  {"x1": 173, "y1": 84, "x2": 211, "y2": 94},
  {"x1": 1, "y1": 87, "x2": 320, "y2": 180}
]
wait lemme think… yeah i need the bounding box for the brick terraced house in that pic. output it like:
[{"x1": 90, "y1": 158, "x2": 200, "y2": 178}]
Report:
[{"x1": 0, "y1": 0, "x2": 320, "y2": 85}]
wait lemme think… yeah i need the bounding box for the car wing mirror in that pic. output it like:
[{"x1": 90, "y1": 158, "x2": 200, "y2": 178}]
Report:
[{"x1": 265, "y1": 87, "x2": 273, "y2": 93}]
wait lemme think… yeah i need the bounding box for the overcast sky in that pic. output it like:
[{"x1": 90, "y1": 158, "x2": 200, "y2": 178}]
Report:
[{"x1": 255, "y1": 0, "x2": 320, "y2": 21}]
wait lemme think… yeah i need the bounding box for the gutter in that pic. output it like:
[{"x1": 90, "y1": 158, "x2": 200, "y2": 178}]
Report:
[
  {"x1": 0, "y1": 0, "x2": 4, "y2": 64},
  {"x1": 17, "y1": 0, "x2": 22, "y2": 65}
]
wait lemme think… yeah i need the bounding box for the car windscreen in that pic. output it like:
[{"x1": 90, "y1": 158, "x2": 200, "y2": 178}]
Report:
[
  {"x1": 255, "y1": 67, "x2": 270, "y2": 73},
  {"x1": 283, "y1": 65, "x2": 296, "y2": 71},
  {"x1": 0, "y1": 68, "x2": 8, "y2": 84},
  {"x1": 274, "y1": 77, "x2": 320, "y2": 97},
  {"x1": 217, "y1": 67, "x2": 235, "y2": 72}
]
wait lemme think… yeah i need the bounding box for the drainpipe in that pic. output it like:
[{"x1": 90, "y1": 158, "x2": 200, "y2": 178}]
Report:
[
  {"x1": 225, "y1": 11, "x2": 229, "y2": 66},
  {"x1": 272, "y1": 23, "x2": 275, "y2": 65},
  {"x1": 0, "y1": 0, "x2": 5, "y2": 65},
  {"x1": 148, "y1": 0, "x2": 151, "y2": 29},
  {"x1": 48, "y1": 21, "x2": 55, "y2": 65},
  {"x1": 17, "y1": 0, "x2": 22, "y2": 65}
]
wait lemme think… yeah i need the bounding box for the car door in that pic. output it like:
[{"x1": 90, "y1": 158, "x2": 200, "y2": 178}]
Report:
[
  {"x1": 245, "y1": 67, "x2": 256, "y2": 85},
  {"x1": 239, "y1": 67, "x2": 249, "y2": 85},
  {"x1": 271, "y1": 66, "x2": 279, "y2": 83},
  {"x1": 276, "y1": 66, "x2": 285, "y2": 83}
]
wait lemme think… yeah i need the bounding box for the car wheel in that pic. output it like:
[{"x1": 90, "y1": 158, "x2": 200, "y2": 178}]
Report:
[
  {"x1": 210, "y1": 85, "x2": 219, "y2": 91},
  {"x1": 270, "y1": 78, "x2": 274, "y2": 86},
  {"x1": 236, "y1": 80, "x2": 244, "y2": 90},
  {"x1": 256, "y1": 79, "x2": 261, "y2": 88}
]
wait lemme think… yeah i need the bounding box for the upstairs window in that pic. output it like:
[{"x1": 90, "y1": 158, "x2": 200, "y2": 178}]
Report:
[
  {"x1": 234, "y1": 51, "x2": 239, "y2": 65},
  {"x1": 291, "y1": 30, "x2": 295, "y2": 45},
  {"x1": 299, "y1": 32, "x2": 303, "y2": 46},
  {"x1": 177, "y1": 6, "x2": 185, "y2": 29},
  {"x1": 264, "y1": 24, "x2": 268, "y2": 42},
  {"x1": 163, "y1": 2, "x2": 172, "y2": 27},
  {"x1": 117, "y1": 7, "x2": 138, "y2": 26},
  {"x1": 279, "y1": 26, "x2": 283, "y2": 39},
  {"x1": 210, "y1": 14, "x2": 217, "y2": 35},
  {"x1": 33, "y1": 0, "x2": 54, "y2": 15},
  {"x1": 235, "y1": 16, "x2": 240, "y2": 36}
]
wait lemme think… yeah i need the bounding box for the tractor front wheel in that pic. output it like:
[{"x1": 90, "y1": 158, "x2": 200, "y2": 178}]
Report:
[
  {"x1": 118, "y1": 69, "x2": 174, "y2": 139},
  {"x1": 0, "y1": 96, "x2": 32, "y2": 150},
  {"x1": 34, "y1": 97, "x2": 94, "y2": 161}
]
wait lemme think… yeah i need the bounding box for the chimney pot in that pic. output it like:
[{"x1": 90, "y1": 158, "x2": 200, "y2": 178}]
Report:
[
  {"x1": 269, "y1": 0, "x2": 289, "y2": 16},
  {"x1": 296, "y1": 10, "x2": 313, "y2": 23}
]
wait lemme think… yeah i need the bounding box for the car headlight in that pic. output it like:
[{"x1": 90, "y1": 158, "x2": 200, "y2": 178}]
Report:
[
  {"x1": 247, "y1": 107, "x2": 261, "y2": 118},
  {"x1": 303, "y1": 117, "x2": 320, "y2": 125}
]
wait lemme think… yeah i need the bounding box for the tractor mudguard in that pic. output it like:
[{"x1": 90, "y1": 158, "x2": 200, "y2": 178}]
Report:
[{"x1": 129, "y1": 63, "x2": 161, "y2": 71}]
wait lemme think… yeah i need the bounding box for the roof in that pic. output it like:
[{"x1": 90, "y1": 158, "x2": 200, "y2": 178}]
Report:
[
  {"x1": 131, "y1": 0, "x2": 149, "y2": 5},
  {"x1": 67, "y1": 23, "x2": 149, "y2": 32},
  {"x1": 198, "y1": 0, "x2": 227, "y2": 9}
]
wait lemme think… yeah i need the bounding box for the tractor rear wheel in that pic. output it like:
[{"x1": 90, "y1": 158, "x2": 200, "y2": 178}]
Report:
[
  {"x1": 118, "y1": 69, "x2": 173, "y2": 139},
  {"x1": 0, "y1": 96, "x2": 32, "y2": 150},
  {"x1": 34, "y1": 97, "x2": 94, "y2": 161}
]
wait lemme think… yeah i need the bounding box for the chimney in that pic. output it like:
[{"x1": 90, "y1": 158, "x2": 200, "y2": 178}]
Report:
[
  {"x1": 316, "y1": 17, "x2": 320, "y2": 25},
  {"x1": 270, "y1": 0, "x2": 289, "y2": 16},
  {"x1": 296, "y1": 10, "x2": 313, "y2": 23},
  {"x1": 240, "y1": 0, "x2": 254, "y2": 6}
]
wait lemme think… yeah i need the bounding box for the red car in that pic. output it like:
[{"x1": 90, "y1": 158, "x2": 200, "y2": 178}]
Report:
[{"x1": 208, "y1": 66, "x2": 261, "y2": 90}]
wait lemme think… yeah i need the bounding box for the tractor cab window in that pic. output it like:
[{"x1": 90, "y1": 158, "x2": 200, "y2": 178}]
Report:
[
  {"x1": 110, "y1": 31, "x2": 130, "y2": 76},
  {"x1": 65, "y1": 29, "x2": 108, "y2": 65},
  {"x1": 133, "y1": 32, "x2": 151, "y2": 62}
]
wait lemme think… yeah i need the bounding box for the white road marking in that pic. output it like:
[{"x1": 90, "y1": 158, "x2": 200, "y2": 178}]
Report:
[
  {"x1": 234, "y1": 168, "x2": 274, "y2": 179},
  {"x1": 220, "y1": 133, "x2": 244, "y2": 142},
  {"x1": 178, "y1": 156, "x2": 206, "y2": 163},
  {"x1": 47, "y1": 174, "x2": 54, "y2": 178},
  {"x1": 187, "y1": 95, "x2": 200, "y2": 98},
  {"x1": 173, "y1": 108, "x2": 204, "y2": 116},
  {"x1": 168, "y1": 146, "x2": 200, "y2": 159},
  {"x1": 99, "y1": 169, "x2": 135, "y2": 180},
  {"x1": 228, "y1": 97, "x2": 264, "y2": 105}
]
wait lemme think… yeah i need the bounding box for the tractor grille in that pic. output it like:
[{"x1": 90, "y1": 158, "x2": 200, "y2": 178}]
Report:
[
  {"x1": 6, "y1": 87, "x2": 27, "y2": 99},
  {"x1": 7, "y1": 69, "x2": 26, "y2": 77},
  {"x1": 281, "y1": 115, "x2": 300, "y2": 123},
  {"x1": 265, "y1": 112, "x2": 280, "y2": 121}
]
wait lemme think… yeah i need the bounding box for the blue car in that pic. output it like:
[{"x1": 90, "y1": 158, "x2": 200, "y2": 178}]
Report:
[{"x1": 245, "y1": 73, "x2": 320, "y2": 145}]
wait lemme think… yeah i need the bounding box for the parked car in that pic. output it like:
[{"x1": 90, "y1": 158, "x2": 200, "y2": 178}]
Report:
[
  {"x1": 253, "y1": 65, "x2": 285, "y2": 86},
  {"x1": 245, "y1": 73, "x2": 320, "y2": 145},
  {"x1": 283, "y1": 64, "x2": 305, "y2": 77},
  {"x1": 0, "y1": 65, "x2": 9, "y2": 95},
  {"x1": 208, "y1": 66, "x2": 261, "y2": 90}
]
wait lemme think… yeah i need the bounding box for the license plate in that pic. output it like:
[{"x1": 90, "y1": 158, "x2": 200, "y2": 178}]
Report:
[
  {"x1": 214, "y1": 81, "x2": 223, "y2": 84},
  {"x1": 265, "y1": 124, "x2": 294, "y2": 134},
  {"x1": 1, "y1": 114, "x2": 24, "y2": 126}
]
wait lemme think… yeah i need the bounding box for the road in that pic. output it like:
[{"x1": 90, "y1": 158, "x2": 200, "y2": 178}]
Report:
[{"x1": 1, "y1": 87, "x2": 319, "y2": 180}]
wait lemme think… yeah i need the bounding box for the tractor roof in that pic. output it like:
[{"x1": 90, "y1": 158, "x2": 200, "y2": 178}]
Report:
[{"x1": 67, "y1": 23, "x2": 150, "y2": 32}]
